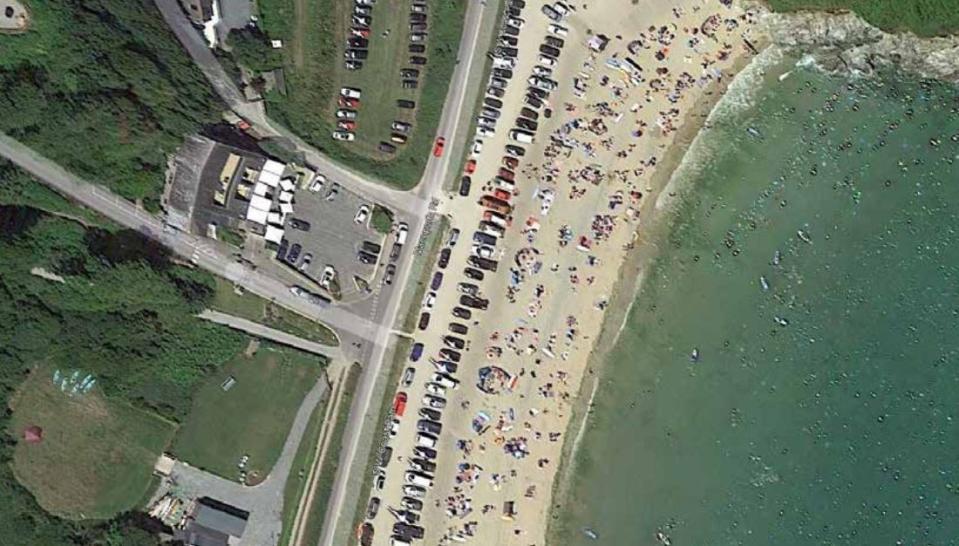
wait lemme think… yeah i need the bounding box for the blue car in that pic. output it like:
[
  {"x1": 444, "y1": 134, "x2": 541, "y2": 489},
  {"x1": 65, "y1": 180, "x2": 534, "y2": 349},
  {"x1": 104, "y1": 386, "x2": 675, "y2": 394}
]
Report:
[{"x1": 410, "y1": 342, "x2": 424, "y2": 362}]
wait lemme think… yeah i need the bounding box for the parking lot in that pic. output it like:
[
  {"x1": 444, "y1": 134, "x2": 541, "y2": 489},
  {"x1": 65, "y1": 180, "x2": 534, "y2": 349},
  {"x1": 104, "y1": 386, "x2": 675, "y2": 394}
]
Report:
[{"x1": 277, "y1": 178, "x2": 388, "y2": 300}]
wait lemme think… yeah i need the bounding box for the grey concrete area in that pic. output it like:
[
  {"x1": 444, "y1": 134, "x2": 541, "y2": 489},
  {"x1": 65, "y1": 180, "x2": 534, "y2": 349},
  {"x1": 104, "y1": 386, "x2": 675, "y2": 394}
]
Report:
[
  {"x1": 156, "y1": 376, "x2": 329, "y2": 546},
  {"x1": 282, "y1": 183, "x2": 386, "y2": 295},
  {"x1": 198, "y1": 310, "x2": 341, "y2": 358},
  {"x1": 215, "y1": 0, "x2": 252, "y2": 42},
  {"x1": 0, "y1": 0, "x2": 28, "y2": 32}
]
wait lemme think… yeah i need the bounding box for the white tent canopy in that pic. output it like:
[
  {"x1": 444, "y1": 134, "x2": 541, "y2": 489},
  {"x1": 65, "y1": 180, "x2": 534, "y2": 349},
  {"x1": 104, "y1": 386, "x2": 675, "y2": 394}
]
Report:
[
  {"x1": 264, "y1": 225, "x2": 285, "y2": 243},
  {"x1": 246, "y1": 206, "x2": 269, "y2": 225}
]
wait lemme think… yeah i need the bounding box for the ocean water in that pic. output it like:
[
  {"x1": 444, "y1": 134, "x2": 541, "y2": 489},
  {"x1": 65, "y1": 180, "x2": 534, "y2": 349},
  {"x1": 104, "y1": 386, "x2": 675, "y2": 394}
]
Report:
[{"x1": 558, "y1": 63, "x2": 959, "y2": 545}]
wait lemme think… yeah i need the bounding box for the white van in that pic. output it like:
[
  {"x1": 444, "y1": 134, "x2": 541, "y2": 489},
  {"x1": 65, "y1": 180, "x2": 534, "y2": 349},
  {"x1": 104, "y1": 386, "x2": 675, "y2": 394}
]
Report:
[
  {"x1": 480, "y1": 221, "x2": 505, "y2": 238},
  {"x1": 391, "y1": 538, "x2": 412, "y2": 546},
  {"x1": 405, "y1": 471, "x2": 433, "y2": 488},
  {"x1": 416, "y1": 432, "x2": 438, "y2": 448},
  {"x1": 494, "y1": 177, "x2": 516, "y2": 193},
  {"x1": 396, "y1": 222, "x2": 409, "y2": 245},
  {"x1": 484, "y1": 211, "x2": 508, "y2": 228},
  {"x1": 510, "y1": 129, "x2": 534, "y2": 144}
]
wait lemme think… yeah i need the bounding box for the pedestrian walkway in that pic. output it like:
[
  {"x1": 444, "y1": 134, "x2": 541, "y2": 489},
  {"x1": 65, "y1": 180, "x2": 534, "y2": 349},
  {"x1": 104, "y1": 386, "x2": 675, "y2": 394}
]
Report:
[{"x1": 198, "y1": 310, "x2": 341, "y2": 359}]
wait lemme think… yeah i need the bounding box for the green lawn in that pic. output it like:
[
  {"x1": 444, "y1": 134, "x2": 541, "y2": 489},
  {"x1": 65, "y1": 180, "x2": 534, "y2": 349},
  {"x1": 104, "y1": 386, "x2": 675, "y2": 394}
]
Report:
[
  {"x1": 211, "y1": 278, "x2": 339, "y2": 346},
  {"x1": 8, "y1": 368, "x2": 176, "y2": 520},
  {"x1": 171, "y1": 344, "x2": 325, "y2": 484},
  {"x1": 298, "y1": 363, "x2": 361, "y2": 546},
  {"x1": 768, "y1": 0, "x2": 959, "y2": 36},
  {"x1": 236, "y1": 0, "x2": 466, "y2": 189},
  {"x1": 370, "y1": 205, "x2": 394, "y2": 235}
]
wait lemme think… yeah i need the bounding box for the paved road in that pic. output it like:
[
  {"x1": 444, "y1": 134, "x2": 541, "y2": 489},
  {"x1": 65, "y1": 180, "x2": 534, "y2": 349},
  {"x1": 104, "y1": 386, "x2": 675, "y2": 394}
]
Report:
[
  {"x1": 313, "y1": 1, "x2": 500, "y2": 544},
  {"x1": 198, "y1": 310, "x2": 341, "y2": 359},
  {"x1": 0, "y1": 133, "x2": 384, "y2": 348},
  {"x1": 162, "y1": 376, "x2": 329, "y2": 546}
]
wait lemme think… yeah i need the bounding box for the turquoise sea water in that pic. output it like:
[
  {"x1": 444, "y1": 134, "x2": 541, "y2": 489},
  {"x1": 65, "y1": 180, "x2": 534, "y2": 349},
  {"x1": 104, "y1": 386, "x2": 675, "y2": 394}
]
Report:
[{"x1": 558, "y1": 63, "x2": 959, "y2": 545}]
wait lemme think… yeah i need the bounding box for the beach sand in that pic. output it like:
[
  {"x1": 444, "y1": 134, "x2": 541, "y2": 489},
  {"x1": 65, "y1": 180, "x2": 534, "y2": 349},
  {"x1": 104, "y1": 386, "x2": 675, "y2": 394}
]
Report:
[{"x1": 373, "y1": 1, "x2": 769, "y2": 544}]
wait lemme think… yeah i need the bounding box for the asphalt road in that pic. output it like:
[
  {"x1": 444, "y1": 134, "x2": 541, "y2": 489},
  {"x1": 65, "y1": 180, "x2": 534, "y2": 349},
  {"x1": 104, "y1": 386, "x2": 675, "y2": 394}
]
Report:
[{"x1": 313, "y1": 1, "x2": 500, "y2": 544}]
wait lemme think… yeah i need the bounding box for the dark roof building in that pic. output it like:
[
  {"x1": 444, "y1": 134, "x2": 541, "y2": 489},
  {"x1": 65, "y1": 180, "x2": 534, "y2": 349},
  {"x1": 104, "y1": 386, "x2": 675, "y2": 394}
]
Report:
[{"x1": 175, "y1": 497, "x2": 249, "y2": 546}]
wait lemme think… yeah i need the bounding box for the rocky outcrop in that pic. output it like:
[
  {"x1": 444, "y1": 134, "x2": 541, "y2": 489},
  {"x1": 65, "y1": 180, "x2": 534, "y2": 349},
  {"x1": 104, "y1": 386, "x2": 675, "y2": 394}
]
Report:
[{"x1": 760, "y1": 9, "x2": 959, "y2": 82}]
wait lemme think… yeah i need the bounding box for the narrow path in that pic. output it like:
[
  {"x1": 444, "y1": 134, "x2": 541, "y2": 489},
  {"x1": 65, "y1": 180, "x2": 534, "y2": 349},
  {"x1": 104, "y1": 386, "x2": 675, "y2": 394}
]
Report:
[
  {"x1": 292, "y1": 0, "x2": 307, "y2": 68},
  {"x1": 199, "y1": 309, "x2": 341, "y2": 359},
  {"x1": 289, "y1": 368, "x2": 346, "y2": 546}
]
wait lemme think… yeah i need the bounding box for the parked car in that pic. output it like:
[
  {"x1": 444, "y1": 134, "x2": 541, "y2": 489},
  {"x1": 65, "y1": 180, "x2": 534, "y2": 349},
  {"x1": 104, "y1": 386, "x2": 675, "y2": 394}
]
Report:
[
  {"x1": 451, "y1": 306, "x2": 472, "y2": 319},
  {"x1": 439, "y1": 348, "x2": 461, "y2": 362},
  {"x1": 468, "y1": 256, "x2": 498, "y2": 273},
  {"x1": 524, "y1": 94, "x2": 544, "y2": 109},
  {"x1": 379, "y1": 141, "x2": 397, "y2": 153},
  {"x1": 402, "y1": 367, "x2": 416, "y2": 387},
  {"x1": 410, "y1": 342, "x2": 425, "y2": 362},
  {"x1": 539, "y1": 53, "x2": 558, "y2": 67},
  {"x1": 393, "y1": 392, "x2": 408, "y2": 417},
  {"x1": 505, "y1": 144, "x2": 526, "y2": 157},
  {"x1": 417, "y1": 419, "x2": 442, "y2": 435},
  {"x1": 414, "y1": 446, "x2": 437, "y2": 461},
  {"x1": 459, "y1": 176, "x2": 471, "y2": 197},
  {"x1": 502, "y1": 23, "x2": 520, "y2": 36},
  {"x1": 449, "y1": 322, "x2": 468, "y2": 335},
  {"x1": 410, "y1": 56, "x2": 427, "y2": 65},
  {"x1": 520, "y1": 106, "x2": 540, "y2": 120},
  {"x1": 400, "y1": 497, "x2": 423, "y2": 511},
  {"x1": 354, "y1": 204, "x2": 370, "y2": 224},
  {"x1": 344, "y1": 60, "x2": 363, "y2": 70},
  {"x1": 545, "y1": 35, "x2": 565, "y2": 48},
  {"x1": 402, "y1": 79, "x2": 418, "y2": 89},
  {"x1": 464, "y1": 267, "x2": 484, "y2": 280},
  {"x1": 438, "y1": 247, "x2": 451, "y2": 269},
  {"x1": 287, "y1": 243, "x2": 302, "y2": 263},
  {"x1": 484, "y1": 96, "x2": 504, "y2": 109},
  {"x1": 443, "y1": 335, "x2": 465, "y2": 350},
  {"x1": 432, "y1": 137, "x2": 446, "y2": 157},
  {"x1": 337, "y1": 119, "x2": 356, "y2": 131},
  {"x1": 393, "y1": 120, "x2": 412, "y2": 133},
  {"x1": 398, "y1": 99, "x2": 416, "y2": 109},
  {"x1": 345, "y1": 48, "x2": 369, "y2": 60},
  {"x1": 357, "y1": 250, "x2": 377, "y2": 264},
  {"x1": 430, "y1": 271, "x2": 444, "y2": 290},
  {"x1": 367, "y1": 497, "x2": 381, "y2": 519},
  {"x1": 541, "y1": 3, "x2": 561, "y2": 21},
  {"x1": 448, "y1": 228, "x2": 460, "y2": 246},
  {"x1": 402, "y1": 485, "x2": 426, "y2": 499},
  {"x1": 481, "y1": 107, "x2": 501, "y2": 120},
  {"x1": 348, "y1": 37, "x2": 369, "y2": 48},
  {"x1": 488, "y1": 86, "x2": 505, "y2": 98},
  {"x1": 410, "y1": 32, "x2": 427, "y2": 42},
  {"x1": 548, "y1": 23, "x2": 568, "y2": 37},
  {"x1": 492, "y1": 67, "x2": 513, "y2": 80},
  {"x1": 384, "y1": 263, "x2": 396, "y2": 285},
  {"x1": 409, "y1": 43, "x2": 426, "y2": 53},
  {"x1": 499, "y1": 34, "x2": 518, "y2": 47},
  {"x1": 539, "y1": 44, "x2": 561, "y2": 58},
  {"x1": 489, "y1": 76, "x2": 508, "y2": 89},
  {"x1": 289, "y1": 218, "x2": 311, "y2": 231},
  {"x1": 432, "y1": 359, "x2": 458, "y2": 374},
  {"x1": 332, "y1": 130, "x2": 355, "y2": 141},
  {"x1": 418, "y1": 312, "x2": 431, "y2": 330},
  {"x1": 422, "y1": 394, "x2": 446, "y2": 409},
  {"x1": 336, "y1": 109, "x2": 357, "y2": 119},
  {"x1": 517, "y1": 117, "x2": 538, "y2": 131},
  {"x1": 458, "y1": 282, "x2": 480, "y2": 296}
]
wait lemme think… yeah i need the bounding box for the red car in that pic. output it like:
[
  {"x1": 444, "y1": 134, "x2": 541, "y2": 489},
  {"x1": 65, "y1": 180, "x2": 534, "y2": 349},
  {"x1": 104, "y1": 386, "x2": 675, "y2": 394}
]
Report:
[
  {"x1": 493, "y1": 188, "x2": 512, "y2": 201},
  {"x1": 393, "y1": 392, "x2": 408, "y2": 417},
  {"x1": 337, "y1": 120, "x2": 356, "y2": 131},
  {"x1": 351, "y1": 27, "x2": 371, "y2": 37},
  {"x1": 502, "y1": 156, "x2": 519, "y2": 169},
  {"x1": 498, "y1": 167, "x2": 515, "y2": 181},
  {"x1": 464, "y1": 159, "x2": 477, "y2": 174},
  {"x1": 433, "y1": 137, "x2": 446, "y2": 157},
  {"x1": 338, "y1": 96, "x2": 360, "y2": 108}
]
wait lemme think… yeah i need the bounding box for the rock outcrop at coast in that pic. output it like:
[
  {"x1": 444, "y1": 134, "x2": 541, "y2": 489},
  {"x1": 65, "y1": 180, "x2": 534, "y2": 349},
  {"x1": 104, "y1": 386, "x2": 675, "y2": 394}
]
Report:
[{"x1": 759, "y1": 8, "x2": 959, "y2": 82}]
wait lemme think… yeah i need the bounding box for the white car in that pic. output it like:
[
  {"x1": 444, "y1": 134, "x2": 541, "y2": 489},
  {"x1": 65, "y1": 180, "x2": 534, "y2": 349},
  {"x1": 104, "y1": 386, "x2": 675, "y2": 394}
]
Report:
[
  {"x1": 423, "y1": 394, "x2": 446, "y2": 408},
  {"x1": 332, "y1": 130, "x2": 355, "y2": 141},
  {"x1": 426, "y1": 382, "x2": 446, "y2": 396},
  {"x1": 309, "y1": 174, "x2": 327, "y2": 192},
  {"x1": 423, "y1": 291, "x2": 437, "y2": 309},
  {"x1": 492, "y1": 57, "x2": 516, "y2": 69},
  {"x1": 472, "y1": 245, "x2": 494, "y2": 259},
  {"x1": 553, "y1": 1, "x2": 570, "y2": 17},
  {"x1": 476, "y1": 126, "x2": 495, "y2": 138},
  {"x1": 538, "y1": 54, "x2": 558, "y2": 68},
  {"x1": 548, "y1": 23, "x2": 568, "y2": 37},
  {"x1": 320, "y1": 265, "x2": 335, "y2": 289},
  {"x1": 540, "y1": 189, "x2": 555, "y2": 215},
  {"x1": 471, "y1": 139, "x2": 483, "y2": 156},
  {"x1": 340, "y1": 86, "x2": 362, "y2": 99},
  {"x1": 403, "y1": 485, "x2": 426, "y2": 499},
  {"x1": 506, "y1": 16, "x2": 524, "y2": 28},
  {"x1": 389, "y1": 418, "x2": 401, "y2": 437},
  {"x1": 533, "y1": 65, "x2": 553, "y2": 78},
  {"x1": 354, "y1": 204, "x2": 370, "y2": 224}
]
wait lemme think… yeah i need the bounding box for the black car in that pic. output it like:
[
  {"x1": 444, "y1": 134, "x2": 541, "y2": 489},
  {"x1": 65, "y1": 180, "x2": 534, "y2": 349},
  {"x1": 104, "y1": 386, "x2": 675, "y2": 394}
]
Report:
[
  {"x1": 410, "y1": 457, "x2": 437, "y2": 473},
  {"x1": 468, "y1": 256, "x2": 498, "y2": 272},
  {"x1": 419, "y1": 407, "x2": 442, "y2": 421},
  {"x1": 367, "y1": 497, "x2": 381, "y2": 519},
  {"x1": 349, "y1": 37, "x2": 369, "y2": 48},
  {"x1": 430, "y1": 271, "x2": 444, "y2": 290},
  {"x1": 502, "y1": 24, "x2": 520, "y2": 36},
  {"x1": 358, "y1": 250, "x2": 377, "y2": 264},
  {"x1": 402, "y1": 79, "x2": 418, "y2": 89},
  {"x1": 507, "y1": 6, "x2": 521, "y2": 17},
  {"x1": 516, "y1": 117, "x2": 538, "y2": 131},
  {"x1": 409, "y1": 12, "x2": 426, "y2": 22},
  {"x1": 409, "y1": 43, "x2": 426, "y2": 53},
  {"x1": 410, "y1": 22, "x2": 427, "y2": 32},
  {"x1": 539, "y1": 44, "x2": 561, "y2": 58},
  {"x1": 508, "y1": 0, "x2": 525, "y2": 8},
  {"x1": 401, "y1": 68, "x2": 420, "y2": 78},
  {"x1": 443, "y1": 335, "x2": 465, "y2": 350},
  {"x1": 362, "y1": 241, "x2": 382, "y2": 255},
  {"x1": 492, "y1": 67, "x2": 513, "y2": 80},
  {"x1": 460, "y1": 294, "x2": 489, "y2": 309},
  {"x1": 487, "y1": 85, "x2": 505, "y2": 98},
  {"x1": 484, "y1": 96, "x2": 503, "y2": 109},
  {"x1": 449, "y1": 322, "x2": 469, "y2": 335},
  {"x1": 398, "y1": 99, "x2": 416, "y2": 109},
  {"x1": 417, "y1": 419, "x2": 442, "y2": 435},
  {"x1": 380, "y1": 446, "x2": 393, "y2": 467},
  {"x1": 287, "y1": 243, "x2": 302, "y2": 263},
  {"x1": 473, "y1": 231, "x2": 497, "y2": 246},
  {"x1": 414, "y1": 446, "x2": 437, "y2": 460},
  {"x1": 393, "y1": 523, "x2": 425, "y2": 540},
  {"x1": 384, "y1": 264, "x2": 396, "y2": 285},
  {"x1": 463, "y1": 267, "x2": 484, "y2": 281},
  {"x1": 494, "y1": 46, "x2": 519, "y2": 58},
  {"x1": 379, "y1": 141, "x2": 397, "y2": 153},
  {"x1": 289, "y1": 218, "x2": 311, "y2": 231},
  {"x1": 410, "y1": 56, "x2": 428, "y2": 65},
  {"x1": 499, "y1": 35, "x2": 519, "y2": 47},
  {"x1": 528, "y1": 86, "x2": 548, "y2": 99},
  {"x1": 276, "y1": 239, "x2": 289, "y2": 261},
  {"x1": 452, "y1": 306, "x2": 472, "y2": 320},
  {"x1": 505, "y1": 144, "x2": 526, "y2": 157},
  {"x1": 345, "y1": 48, "x2": 369, "y2": 60},
  {"x1": 520, "y1": 106, "x2": 540, "y2": 120},
  {"x1": 438, "y1": 247, "x2": 451, "y2": 269},
  {"x1": 418, "y1": 311, "x2": 431, "y2": 330},
  {"x1": 459, "y1": 176, "x2": 472, "y2": 197},
  {"x1": 524, "y1": 94, "x2": 544, "y2": 109},
  {"x1": 545, "y1": 35, "x2": 565, "y2": 48},
  {"x1": 400, "y1": 497, "x2": 423, "y2": 511},
  {"x1": 439, "y1": 348, "x2": 461, "y2": 362}
]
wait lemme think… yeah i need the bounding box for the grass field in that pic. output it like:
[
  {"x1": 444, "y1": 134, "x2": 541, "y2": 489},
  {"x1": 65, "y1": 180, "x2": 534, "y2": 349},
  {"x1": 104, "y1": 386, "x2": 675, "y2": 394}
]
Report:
[
  {"x1": 171, "y1": 343, "x2": 325, "y2": 484},
  {"x1": 211, "y1": 278, "x2": 339, "y2": 346},
  {"x1": 278, "y1": 382, "x2": 330, "y2": 546},
  {"x1": 8, "y1": 368, "x2": 175, "y2": 520},
  {"x1": 398, "y1": 214, "x2": 449, "y2": 332},
  {"x1": 297, "y1": 363, "x2": 361, "y2": 546},
  {"x1": 251, "y1": 0, "x2": 466, "y2": 188},
  {"x1": 768, "y1": 0, "x2": 959, "y2": 36}
]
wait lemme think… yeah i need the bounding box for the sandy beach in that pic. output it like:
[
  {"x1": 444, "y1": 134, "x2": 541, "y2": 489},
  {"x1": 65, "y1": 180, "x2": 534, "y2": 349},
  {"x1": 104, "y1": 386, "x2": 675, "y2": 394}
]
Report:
[{"x1": 368, "y1": 1, "x2": 768, "y2": 544}]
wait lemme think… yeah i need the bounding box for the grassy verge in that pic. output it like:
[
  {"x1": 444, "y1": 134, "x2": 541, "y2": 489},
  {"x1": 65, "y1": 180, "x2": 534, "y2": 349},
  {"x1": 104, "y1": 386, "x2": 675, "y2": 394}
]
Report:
[
  {"x1": 371, "y1": 205, "x2": 394, "y2": 235},
  {"x1": 345, "y1": 338, "x2": 409, "y2": 545},
  {"x1": 767, "y1": 0, "x2": 959, "y2": 37},
  {"x1": 398, "y1": 214, "x2": 449, "y2": 332},
  {"x1": 171, "y1": 343, "x2": 325, "y2": 484},
  {"x1": 298, "y1": 363, "x2": 362, "y2": 546},
  {"x1": 278, "y1": 375, "x2": 332, "y2": 546},
  {"x1": 8, "y1": 367, "x2": 176, "y2": 520},
  {"x1": 242, "y1": 0, "x2": 466, "y2": 188},
  {"x1": 211, "y1": 277, "x2": 340, "y2": 346}
]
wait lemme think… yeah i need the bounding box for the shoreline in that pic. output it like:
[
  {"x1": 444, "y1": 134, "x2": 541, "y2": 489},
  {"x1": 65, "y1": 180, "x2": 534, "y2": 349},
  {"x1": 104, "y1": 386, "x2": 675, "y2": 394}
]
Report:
[{"x1": 546, "y1": 36, "x2": 772, "y2": 542}]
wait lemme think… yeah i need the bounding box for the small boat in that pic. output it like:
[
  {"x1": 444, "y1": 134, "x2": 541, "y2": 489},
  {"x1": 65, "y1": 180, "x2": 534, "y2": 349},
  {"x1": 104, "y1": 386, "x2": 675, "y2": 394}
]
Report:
[
  {"x1": 797, "y1": 229, "x2": 812, "y2": 244},
  {"x1": 746, "y1": 126, "x2": 762, "y2": 138},
  {"x1": 760, "y1": 276, "x2": 770, "y2": 291},
  {"x1": 772, "y1": 250, "x2": 782, "y2": 266},
  {"x1": 582, "y1": 527, "x2": 599, "y2": 540},
  {"x1": 774, "y1": 316, "x2": 789, "y2": 327},
  {"x1": 656, "y1": 531, "x2": 672, "y2": 545},
  {"x1": 690, "y1": 348, "x2": 700, "y2": 362}
]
